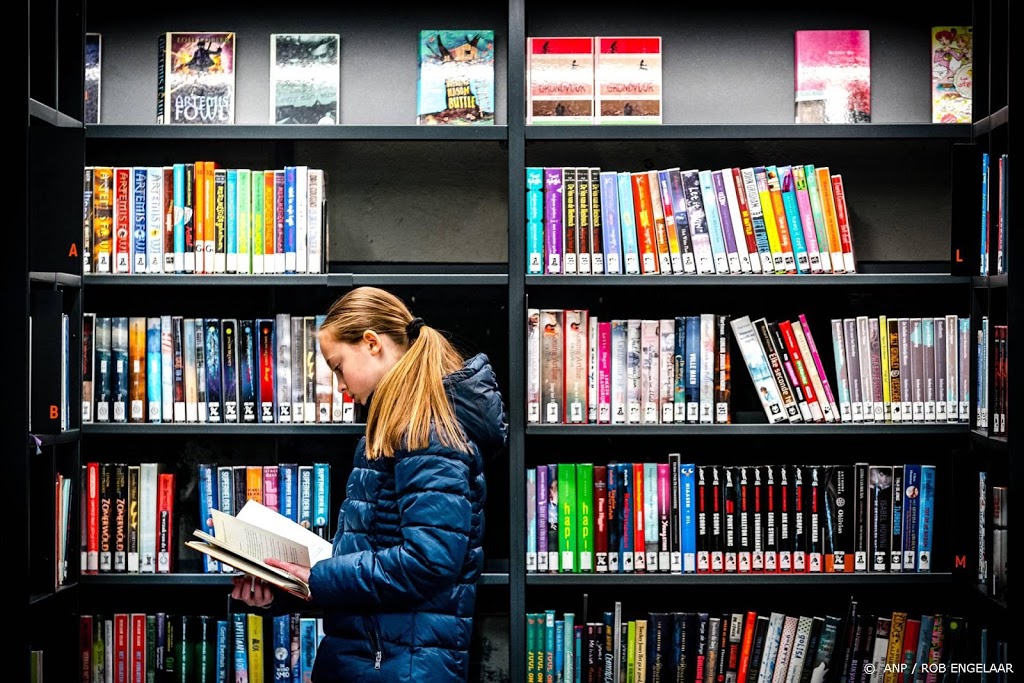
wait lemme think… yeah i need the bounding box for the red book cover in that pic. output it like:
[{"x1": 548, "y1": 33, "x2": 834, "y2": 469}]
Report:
[
  {"x1": 830, "y1": 174, "x2": 857, "y2": 273},
  {"x1": 79, "y1": 615, "x2": 93, "y2": 681},
  {"x1": 730, "y1": 168, "x2": 760, "y2": 268},
  {"x1": 156, "y1": 472, "x2": 175, "y2": 573},
  {"x1": 630, "y1": 172, "x2": 661, "y2": 274},
  {"x1": 593, "y1": 464, "x2": 608, "y2": 572},
  {"x1": 87, "y1": 461, "x2": 100, "y2": 573},
  {"x1": 632, "y1": 462, "x2": 646, "y2": 571},
  {"x1": 794, "y1": 30, "x2": 870, "y2": 124},
  {"x1": 114, "y1": 613, "x2": 129, "y2": 683},
  {"x1": 259, "y1": 318, "x2": 277, "y2": 422},
  {"x1": 114, "y1": 167, "x2": 132, "y2": 273},
  {"x1": 130, "y1": 613, "x2": 147, "y2": 683}
]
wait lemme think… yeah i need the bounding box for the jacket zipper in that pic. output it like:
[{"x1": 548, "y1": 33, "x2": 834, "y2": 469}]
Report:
[{"x1": 366, "y1": 616, "x2": 383, "y2": 670}]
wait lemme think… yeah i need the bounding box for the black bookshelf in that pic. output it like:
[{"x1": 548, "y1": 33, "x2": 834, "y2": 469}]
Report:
[
  {"x1": 82, "y1": 423, "x2": 366, "y2": 436},
  {"x1": 85, "y1": 124, "x2": 509, "y2": 142},
  {"x1": 525, "y1": 274, "x2": 968, "y2": 287},
  {"x1": 524, "y1": 123, "x2": 972, "y2": 141},
  {"x1": 526, "y1": 572, "x2": 954, "y2": 586},
  {"x1": 79, "y1": 572, "x2": 511, "y2": 587},
  {"x1": 527, "y1": 423, "x2": 970, "y2": 436}
]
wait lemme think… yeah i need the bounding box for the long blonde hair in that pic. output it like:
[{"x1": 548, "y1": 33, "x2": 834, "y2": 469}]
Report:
[{"x1": 319, "y1": 287, "x2": 468, "y2": 459}]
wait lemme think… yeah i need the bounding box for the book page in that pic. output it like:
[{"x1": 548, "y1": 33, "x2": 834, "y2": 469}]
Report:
[
  {"x1": 233, "y1": 500, "x2": 333, "y2": 565},
  {"x1": 185, "y1": 539, "x2": 311, "y2": 599},
  {"x1": 212, "y1": 508, "x2": 318, "y2": 567}
]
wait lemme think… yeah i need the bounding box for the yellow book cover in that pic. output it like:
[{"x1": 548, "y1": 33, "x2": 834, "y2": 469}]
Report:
[
  {"x1": 882, "y1": 612, "x2": 907, "y2": 683},
  {"x1": 203, "y1": 160, "x2": 217, "y2": 271},
  {"x1": 931, "y1": 27, "x2": 972, "y2": 123},
  {"x1": 879, "y1": 316, "x2": 891, "y2": 421},
  {"x1": 246, "y1": 465, "x2": 263, "y2": 504},
  {"x1": 251, "y1": 170, "x2": 265, "y2": 273},
  {"x1": 765, "y1": 166, "x2": 796, "y2": 273},
  {"x1": 754, "y1": 168, "x2": 785, "y2": 273},
  {"x1": 247, "y1": 613, "x2": 264, "y2": 682}
]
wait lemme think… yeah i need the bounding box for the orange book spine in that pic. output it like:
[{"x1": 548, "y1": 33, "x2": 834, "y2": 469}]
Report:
[
  {"x1": 646, "y1": 170, "x2": 674, "y2": 274},
  {"x1": 766, "y1": 167, "x2": 796, "y2": 273},
  {"x1": 128, "y1": 317, "x2": 147, "y2": 423},
  {"x1": 630, "y1": 172, "x2": 661, "y2": 274},
  {"x1": 246, "y1": 464, "x2": 264, "y2": 504},
  {"x1": 815, "y1": 166, "x2": 845, "y2": 271},
  {"x1": 194, "y1": 160, "x2": 206, "y2": 273},
  {"x1": 91, "y1": 167, "x2": 114, "y2": 273},
  {"x1": 203, "y1": 160, "x2": 217, "y2": 272}
]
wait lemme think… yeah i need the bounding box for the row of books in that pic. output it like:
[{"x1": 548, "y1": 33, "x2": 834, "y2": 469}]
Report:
[
  {"x1": 527, "y1": 311, "x2": 731, "y2": 425},
  {"x1": 196, "y1": 462, "x2": 332, "y2": 574},
  {"x1": 84, "y1": 164, "x2": 328, "y2": 276},
  {"x1": 527, "y1": 459, "x2": 936, "y2": 575},
  {"x1": 736, "y1": 314, "x2": 971, "y2": 425},
  {"x1": 82, "y1": 314, "x2": 356, "y2": 426},
  {"x1": 78, "y1": 612, "x2": 324, "y2": 683},
  {"x1": 54, "y1": 472, "x2": 74, "y2": 587},
  {"x1": 526, "y1": 602, "x2": 1002, "y2": 683},
  {"x1": 27, "y1": 309, "x2": 72, "y2": 431},
  {"x1": 526, "y1": 164, "x2": 856, "y2": 277},
  {"x1": 979, "y1": 152, "x2": 1010, "y2": 276},
  {"x1": 976, "y1": 318, "x2": 1007, "y2": 434},
  {"x1": 526, "y1": 36, "x2": 663, "y2": 125},
  {"x1": 79, "y1": 461, "x2": 331, "y2": 575},
  {"x1": 977, "y1": 473, "x2": 1009, "y2": 600}
]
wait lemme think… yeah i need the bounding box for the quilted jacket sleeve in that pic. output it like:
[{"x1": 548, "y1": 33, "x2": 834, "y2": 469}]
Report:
[{"x1": 307, "y1": 445, "x2": 473, "y2": 610}]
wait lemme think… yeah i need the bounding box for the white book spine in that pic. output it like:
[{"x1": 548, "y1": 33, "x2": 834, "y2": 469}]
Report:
[
  {"x1": 626, "y1": 320, "x2": 642, "y2": 424},
  {"x1": 275, "y1": 314, "x2": 292, "y2": 423},
  {"x1": 641, "y1": 320, "x2": 660, "y2": 424},
  {"x1": 138, "y1": 463, "x2": 158, "y2": 573},
  {"x1": 527, "y1": 309, "x2": 541, "y2": 423},
  {"x1": 145, "y1": 167, "x2": 163, "y2": 273},
  {"x1": 307, "y1": 169, "x2": 323, "y2": 274},
  {"x1": 295, "y1": 166, "x2": 308, "y2": 273},
  {"x1": 588, "y1": 315, "x2": 599, "y2": 423},
  {"x1": 160, "y1": 316, "x2": 174, "y2": 423},
  {"x1": 659, "y1": 319, "x2": 675, "y2": 423},
  {"x1": 611, "y1": 321, "x2": 627, "y2": 424},
  {"x1": 699, "y1": 314, "x2": 715, "y2": 424},
  {"x1": 855, "y1": 316, "x2": 875, "y2": 422},
  {"x1": 946, "y1": 314, "x2": 959, "y2": 422},
  {"x1": 731, "y1": 316, "x2": 787, "y2": 424}
]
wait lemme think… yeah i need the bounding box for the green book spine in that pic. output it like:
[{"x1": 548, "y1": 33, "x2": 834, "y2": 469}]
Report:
[
  {"x1": 236, "y1": 169, "x2": 251, "y2": 274},
  {"x1": 576, "y1": 463, "x2": 594, "y2": 572},
  {"x1": 251, "y1": 170, "x2": 265, "y2": 269},
  {"x1": 559, "y1": 463, "x2": 578, "y2": 572},
  {"x1": 563, "y1": 612, "x2": 575, "y2": 683},
  {"x1": 527, "y1": 613, "x2": 538, "y2": 683},
  {"x1": 627, "y1": 620, "x2": 637, "y2": 683},
  {"x1": 176, "y1": 615, "x2": 190, "y2": 683}
]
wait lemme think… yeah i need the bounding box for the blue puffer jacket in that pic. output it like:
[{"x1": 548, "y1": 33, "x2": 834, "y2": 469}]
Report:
[{"x1": 308, "y1": 353, "x2": 507, "y2": 683}]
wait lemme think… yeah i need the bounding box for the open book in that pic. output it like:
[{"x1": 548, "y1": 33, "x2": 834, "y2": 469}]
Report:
[{"x1": 186, "y1": 500, "x2": 333, "y2": 600}]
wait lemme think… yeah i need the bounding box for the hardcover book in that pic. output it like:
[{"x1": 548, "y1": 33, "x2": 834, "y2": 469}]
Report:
[
  {"x1": 270, "y1": 34, "x2": 340, "y2": 125},
  {"x1": 931, "y1": 26, "x2": 972, "y2": 123},
  {"x1": 527, "y1": 37, "x2": 595, "y2": 124},
  {"x1": 85, "y1": 33, "x2": 101, "y2": 124},
  {"x1": 417, "y1": 30, "x2": 495, "y2": 125},
  {"x1": 794, "y1": 30, "x2": 870, "y2": 124},
  {"x1": 595, "y1": 36, "x2": 662, "y2": 124},
  {"x1": 157, "y1": 32, "x2": 236, "y2": 125}
]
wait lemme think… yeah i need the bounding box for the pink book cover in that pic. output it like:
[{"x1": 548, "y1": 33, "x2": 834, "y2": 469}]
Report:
[
  {"x1": 527, "y1": 37, "x2": 595, "y2": 124},
  {"x1": 794, "y1": 30, "x2": 870, "y2": 124},
  {"x1": 262, "y1": 465, "x2": 280, "y2": 513},
  {"x1": 931, "y1": 26, "x2": 972, "y2": 123},
  {"x1": 657, "y1": 463, "x2": 671, "y2": 572},
  {"x1": 791, "y1": 166, "x2": 823, "y2": 272},
  {"x1": 598, "y1": 321, "x2": 611, "y2": 424},
  {"x1": 799, "y1": 314, "x2": 839, "y2": 415},
  {"x1": 595, "y1": 36, "x2": 662, "y2": 124}
]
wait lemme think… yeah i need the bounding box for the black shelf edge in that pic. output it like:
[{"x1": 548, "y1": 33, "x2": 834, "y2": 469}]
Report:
[
  {"x1": 989, "y1": 274, "x2": 1008, "y2": 289},
  {"x1": 971, "y1": 584, "x2": 1009, "y2": 612},
  {"x1": 526, "y1": 273, "x2": 967, "y2": 287},
  {"x1": 971, "y1": 429, "x2": 1008, "y2": 451},
  {"x1": 31, "y1": 429, "x2": 81, "y2": 447},
  {"x1": 28, "y1": 99, "x2": 84, "y2": 128},
  {"x1": 28, "y1": 582, "x2": 77, "y2": 606},
  {"x1": 525, "y1": 123, "x2": 971, "y2": 141},
  {"x1": 527, "y1": 572, "x2": 954, "y2": 586},
  {"x1": 351, "y1": 273, "x2": 508, "y2": 286},
  {"x1": 29, "y1": 271, "x2": 82, "y2": 287},
  {"x1": 527, "y1": 423, "x2": 970, "y2": 436},
  {"x1": 974, "y1": 106, "x2": 1009, "y2": 137},
  {"x1": 85, "y1": 124, "x2": 509, "y2": 142},
  {"x1": 85, "y1": 273, "x2": 331, "y2": 287},
  {"x1": 77, "y1": 571, "x2": 510, "y2": 587},
  {"x1": 82, "y1": 423, "x2": 365, "y2": 436}
]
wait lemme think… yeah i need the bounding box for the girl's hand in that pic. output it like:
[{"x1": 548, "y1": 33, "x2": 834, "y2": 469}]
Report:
[
  {"x1": 230, "y1": 575, "x2": 275, "y2": 608},
  {"x1": 265, "y1": 558, "x2": 313, "y2": 600}
]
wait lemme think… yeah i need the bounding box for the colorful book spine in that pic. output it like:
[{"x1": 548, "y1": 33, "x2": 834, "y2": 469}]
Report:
[
  {"x1": 698, "y1": 169, "x2": 731, "y2": 273},
  {"x1": 778, "y1": 165, "x2": 810, "y2": 273},
  {"x1": 917, "y1": 465, "x2": 935, "y2": 571},
  {"x1": 764, "y1": 165, "x2": 797, "y2": 273},
  {"x1": 526, "y1": 167, "x2": 544, "y2": 274},
  {"x1": 739, "y1": 167, "x2": 774, "y2": 273},
  {"x1": 599, "y1": 171, "x2": 623, "y2": 274},
  {"x1": 544, "y1": 168, "x2": 563, "y2": 274},
  {"x1": 617, "y1": 171, "x2": 641, "y2": 275},
  {"x1": 803, "y1": 165, "x2": 834, "y2": 273},
  {"x1": 791, "y1": 166, "x2": 823, "y2": 272},
  {"x1": 681, "y1": 169, "x2": 715, "y2": 274},
  {"x1": 719, "y1": 167, "x2": 752, "y2": 273},
  {"x1": 711, "y1": 169, "x2": 742, "y2": 273}
]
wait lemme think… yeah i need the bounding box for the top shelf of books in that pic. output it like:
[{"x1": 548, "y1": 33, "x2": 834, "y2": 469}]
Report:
[
  {"x1": 524, "y1": 124, "x2": 971, "y2": 141},
  {"x1": 84, "y1": 125, "x2": 509, "y2": 142}
]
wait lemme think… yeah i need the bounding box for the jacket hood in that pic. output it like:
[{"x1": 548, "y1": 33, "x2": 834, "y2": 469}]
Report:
[{"x1": 444, "y1": 352, "x2": 508, "y2": 461}]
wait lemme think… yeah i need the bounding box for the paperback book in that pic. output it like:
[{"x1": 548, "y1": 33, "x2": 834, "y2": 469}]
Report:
[
  {"x1": 85, "y1": 33, "x2": 101, "y2": 124},
  {"x1": 417, "y1": 30, "x2": 495, "y2": 125},
  {"x1": 157, "y1": 31, "x2": 236, "y2": 125},
  {"x1": 931, "y1": 26, "x2": 972, "y2": 123},
  {"x1": 527, "y1": 37, "x2": 595, "y2": 124},
  {"x1": 794, "y1": 30, "x2": 870, "y2": 124},
  {"x1": 270, "y1": 33, "x2": 340, "y2": 125},
  {"x1": 594, "y1": 36, "x2": 662, "y2": 124},
  {"x1": 186, "y1": 500, "x2": 331, "y2": 599}
]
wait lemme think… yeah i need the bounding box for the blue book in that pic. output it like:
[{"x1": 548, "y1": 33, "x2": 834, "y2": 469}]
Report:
[
  {"x1": 616, "y1": 171, "x2": 641, "y2": 274},
  {"x1": 198, "y1": 463, "x2": 220, "y2": 572},
  {"x1": 131, "y1": 168, "x2": 148, "y2": 273},
  {"x1": 220, "y1": 319, "x2": 239, "y2": 423},
  {"x1": 300, "y1": 618, "x2": 318, "y2": 682},
  {"x1": 299, "y1": 465, "x2": 314, "y2": 532},
  {"x1": 681, "y1": 463, "x2": 697, "y2": 573},
  {"x1": 777, "y1": 165, "x2": 811, "y2": 273},
  {"x1": 917, "y1": 465, "x2": 936, "y2": 571},
  {"x1": 980, "y1": 152, "x2": 990, "y2": 275},
  {"x1": 172, "y1": 163, "x2": 186, "y2": 272},
  {"x1": 280, "y1": 463, "x2": 299, "y2": 522},
  {"x1": 232, "y1": 612, "x2": 248, "y2": 682},
  {"x1": 215, "y1": 619, "x2": 229, "y2": 683},
  {"x1": 902, "y1": 464, "x2": 922, "y2": 571},
  {"x1": 146, "y1": 317, "x2": 162, "y2": 423},
  {"x1": 563, "y1": 613, "x2": 575, "y2": 683},
  {"x1": 526, "y1": 167, "x2": 545, "y2": 274},
  {"x1": 284, "y1": 165, "x2": 297, "y2": 272},
  {"x1": 204, "y1": 319, "x2": 222, "y2": 423},
  {"x1": 313, "y1": 462, "x2": 330, "y2": 538},
  {"x1": 290, "y1": 613, "x2": 301, "y2": 683},
  {"x1": 110, "y1": 317, "x2": 129, "y2": 422},
  {"x1": 698, "y1": 169, "x2": 730, "y2": 273},
  {"x1": 273, "y1": 615, "x2": 291, "y2": 682},
  {"x1": 673, "y1": 317, "x2": 687, "y2": 423},
  {"x1": 599, "y1": 171, "x2": 622, "y2": 274},
  {"x1": 685, "y1": 316, "x2": 701, "y2": 423},
  {"x1": 226, "y1": 168, "x2": 238, "y2": 273},
  {"x1": 554, "y1": 619, "x2": 564, "y2": 682},
  {"x1": 238, "y1": 319, "x2": 258, "y2": 423}
]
